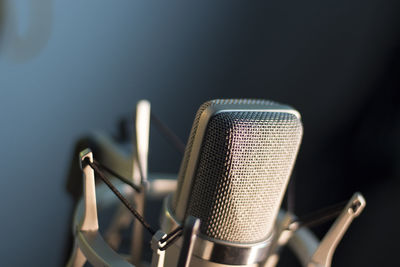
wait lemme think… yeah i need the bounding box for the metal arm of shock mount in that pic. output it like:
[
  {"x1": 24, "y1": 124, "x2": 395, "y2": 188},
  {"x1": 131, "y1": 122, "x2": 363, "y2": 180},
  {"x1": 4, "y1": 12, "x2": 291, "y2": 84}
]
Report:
[
  {"x1": 307, "y1": 193, "x2": 366, "y2": 267},
  {"x1": 265, "y1": 193, "x2": 366, "y2": 267},
  {"x1": 68, "y1": 147, "x2": 192, "y2": 267},
  {"x1": 66, "y1": 148, "x2": 134, "y2": 267}
]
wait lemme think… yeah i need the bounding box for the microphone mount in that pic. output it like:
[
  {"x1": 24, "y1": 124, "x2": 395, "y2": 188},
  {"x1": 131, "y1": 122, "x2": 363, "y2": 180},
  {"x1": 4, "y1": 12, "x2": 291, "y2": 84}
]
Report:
[{"x1": 65, "y1": 99, "x2": 366, "y2": 267}]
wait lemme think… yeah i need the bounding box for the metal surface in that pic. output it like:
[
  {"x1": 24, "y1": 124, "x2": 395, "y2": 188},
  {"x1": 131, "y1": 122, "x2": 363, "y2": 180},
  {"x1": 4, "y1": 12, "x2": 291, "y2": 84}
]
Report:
[
  {"x1": 161, "y1": 196, "x2": 273, "y2": 265},
  {"x1": 151, "y1": 231, "x2": 167, "y2": 267},
  {"x1": 67, "y1": 186, "x2": 134, "y2": 267},
  {"x1": 67, "y1": 171, "x2": 176, "y2": 267},
  {"x1": 288, "y1": 222, "x2": 319, "y2": 267},
  {"x1": 79, "y1": 149, "x2": 99, "y2": 231},
  {"x1": 131, "y1": 100, "x2": 151, "y2": 265},
  {"x1": 173, "y1": 99, "x2": 303, "y2": 244},
  {"x1": 133, "y1": 100, "x2": 151, "y2": 185},
  {"x1": 262, "y1": 212, "x2": 297, "y2": 267},
  {"x1": 174, "y1": 99, "x2": 302, "y2": 229},
  {"x1": 308, "y1": 193, "x2": 366, "y2": 267},
  {"x1": 146, "y1": 176, "x2": 177, "y2": 198},
  {"x1": 67, "y1": 240, "x2": 87, "y2": 267},
  {"x1": 77, "y1": 231, "x2": 133, "y2": 267},
  {"x1": 85, "y1": 132, "x2": 135, "y2": 250},
  {"x1": 191, "y1": 233, "x2": 273, "y2": 265},
  {"x1": 177, "y1": 216, "x2": 200, "y2": 267},
  {"x1": 67, "y1": 172, "x2": 326, "y2": 267},
  {"x1": 66, "y1": 101, "x2": 364, "y2": 267},
  {"x1": 66, "y1": 148, "x2": 134, "y2": 267}
]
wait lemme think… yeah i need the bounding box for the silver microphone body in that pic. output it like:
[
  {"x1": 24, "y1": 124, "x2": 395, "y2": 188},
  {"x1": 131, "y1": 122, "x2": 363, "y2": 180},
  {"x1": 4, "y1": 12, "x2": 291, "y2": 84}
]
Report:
[{"x1": 160, "y1": 99, "x2": 303, "y2": 266}]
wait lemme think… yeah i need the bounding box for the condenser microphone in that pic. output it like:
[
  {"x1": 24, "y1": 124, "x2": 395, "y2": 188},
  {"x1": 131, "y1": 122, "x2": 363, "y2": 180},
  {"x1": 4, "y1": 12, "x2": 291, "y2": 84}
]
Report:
[{"x1": 160, "y1": 99, "x2": 303, "y2": 266}]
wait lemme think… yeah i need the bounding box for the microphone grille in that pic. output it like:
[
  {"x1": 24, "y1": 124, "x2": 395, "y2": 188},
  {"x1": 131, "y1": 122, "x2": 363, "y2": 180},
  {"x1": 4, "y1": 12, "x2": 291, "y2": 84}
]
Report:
[
  {"x1": 172, "y1": 99, "x2": 277, "y2": 210},
  {"x1": 188, "y1": 109, "x2": 302, "y2": 243},
  {"x1": 172, "y1": 101, "x2": 213, "y2": 209}
]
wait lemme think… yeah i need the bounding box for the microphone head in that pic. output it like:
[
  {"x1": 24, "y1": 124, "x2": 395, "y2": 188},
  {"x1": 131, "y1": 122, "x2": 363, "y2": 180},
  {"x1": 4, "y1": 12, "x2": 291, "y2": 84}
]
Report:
[{"x1": 172, "y1": 99, "x2": 303, "y2": 245}]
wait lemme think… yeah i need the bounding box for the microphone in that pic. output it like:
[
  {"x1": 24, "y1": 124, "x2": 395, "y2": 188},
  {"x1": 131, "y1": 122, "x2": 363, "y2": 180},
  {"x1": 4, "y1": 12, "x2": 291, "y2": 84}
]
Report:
[
  {"x1": 67, "y1": 98, "x2": 366, "y2": 267},
  {"x1": 160, "y1": 99, "x2": 303, "y2": 266}
]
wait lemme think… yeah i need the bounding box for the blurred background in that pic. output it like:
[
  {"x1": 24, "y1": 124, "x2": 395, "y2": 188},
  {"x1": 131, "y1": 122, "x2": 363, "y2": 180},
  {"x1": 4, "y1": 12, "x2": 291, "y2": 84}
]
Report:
[{"x1": 0, "y1": 0, "x2": 399, "y2": 266}]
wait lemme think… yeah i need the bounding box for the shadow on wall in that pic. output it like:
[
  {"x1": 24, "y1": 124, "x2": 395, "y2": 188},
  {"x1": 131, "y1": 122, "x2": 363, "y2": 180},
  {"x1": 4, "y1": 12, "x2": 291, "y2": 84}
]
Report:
[{"x1": 0, "y1": 0, "x2": 52, "y2": 62}]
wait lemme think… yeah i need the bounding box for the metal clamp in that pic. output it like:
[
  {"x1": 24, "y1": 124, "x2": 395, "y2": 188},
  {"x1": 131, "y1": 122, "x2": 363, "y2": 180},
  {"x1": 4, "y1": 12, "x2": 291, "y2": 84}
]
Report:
[{"x1": 308, "y1": 192, "x2": 366, "y2": 267}]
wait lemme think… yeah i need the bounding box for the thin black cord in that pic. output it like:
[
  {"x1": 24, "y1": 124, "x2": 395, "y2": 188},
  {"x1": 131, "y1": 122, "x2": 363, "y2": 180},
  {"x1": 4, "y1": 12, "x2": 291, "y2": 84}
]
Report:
[
  {"x1": 160, "y1": 226, "x2": 183, "y2": 244},
  {"x1": 150, "y1": 112, "x2": 186, "y2": 155},
  {"x1": 93, "y1": 159, "x2": 141, "y2": 193},
  {"x1": 159, "y1": 232, "x2": 183, "y2": 251},
  {"x1": 84, "y1": 158, "x2": 156, "y2": 235},
  {"x1": 84, "y1": 157, "x2": 184, "y2": 245},
  {"x1": 291, "y1": 201, "x2": 347, "y2": 229}
]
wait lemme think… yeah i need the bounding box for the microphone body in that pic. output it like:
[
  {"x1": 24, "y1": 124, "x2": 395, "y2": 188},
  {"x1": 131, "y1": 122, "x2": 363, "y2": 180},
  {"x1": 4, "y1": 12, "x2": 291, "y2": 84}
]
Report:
[{"x1": 160, "y1": 99, "x2": 303, "y2": 266}]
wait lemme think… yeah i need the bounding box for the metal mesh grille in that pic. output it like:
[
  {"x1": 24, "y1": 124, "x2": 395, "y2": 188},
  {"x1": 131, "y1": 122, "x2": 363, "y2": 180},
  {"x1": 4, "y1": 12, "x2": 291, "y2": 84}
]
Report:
[
  {"x1": 173, "y1": 99, "x2": 276, "y2": 210},
  {"x1": 172, "y1": 101, "x2": 213, "y2": 209},
  {"x1": 186, "y1": 110, "x2": 302, "y2": 243}
]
